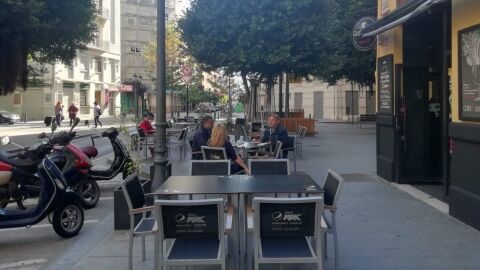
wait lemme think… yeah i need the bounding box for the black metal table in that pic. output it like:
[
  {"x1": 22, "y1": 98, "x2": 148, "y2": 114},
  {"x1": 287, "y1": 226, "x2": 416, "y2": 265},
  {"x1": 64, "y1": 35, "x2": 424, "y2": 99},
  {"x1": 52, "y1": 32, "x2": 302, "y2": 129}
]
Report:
[{"x1": 153, "y1": 175, "x2": 323, "y2": 270}]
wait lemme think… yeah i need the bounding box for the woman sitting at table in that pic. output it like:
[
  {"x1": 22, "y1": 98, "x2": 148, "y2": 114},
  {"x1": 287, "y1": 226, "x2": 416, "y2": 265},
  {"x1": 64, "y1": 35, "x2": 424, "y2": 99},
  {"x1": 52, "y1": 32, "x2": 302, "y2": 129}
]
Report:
[{"x1": 208, "y1": 123, "x2": 250, "y2": 175}]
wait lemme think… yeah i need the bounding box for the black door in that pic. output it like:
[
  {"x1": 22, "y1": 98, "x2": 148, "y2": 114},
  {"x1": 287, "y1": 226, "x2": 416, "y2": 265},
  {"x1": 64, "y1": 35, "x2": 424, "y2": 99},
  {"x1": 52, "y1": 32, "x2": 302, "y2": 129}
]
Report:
[{"x1": 401, "y1": 68, "x2": 429, "y2": 181}]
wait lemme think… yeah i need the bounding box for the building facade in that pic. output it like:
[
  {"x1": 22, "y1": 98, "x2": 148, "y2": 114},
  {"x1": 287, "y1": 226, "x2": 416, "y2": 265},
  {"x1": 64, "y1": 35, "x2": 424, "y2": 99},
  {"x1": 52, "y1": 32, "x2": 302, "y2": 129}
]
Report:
[
  {"x1": 0, "y1": 0, "x2": 122, "y2": 121},
  {"x1": 367, "y1": 0, "x2": 480, "y2": 230},
  {"x1": 257, "y1": 78, "x2": 376, "y2": 121}
]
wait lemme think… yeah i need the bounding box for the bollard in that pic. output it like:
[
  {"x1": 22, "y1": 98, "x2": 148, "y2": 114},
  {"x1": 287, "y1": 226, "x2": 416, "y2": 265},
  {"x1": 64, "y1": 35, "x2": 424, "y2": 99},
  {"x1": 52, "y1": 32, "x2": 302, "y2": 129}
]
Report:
[{"x1": 24, "y1": 113, "x2": 27, "y2": 123}]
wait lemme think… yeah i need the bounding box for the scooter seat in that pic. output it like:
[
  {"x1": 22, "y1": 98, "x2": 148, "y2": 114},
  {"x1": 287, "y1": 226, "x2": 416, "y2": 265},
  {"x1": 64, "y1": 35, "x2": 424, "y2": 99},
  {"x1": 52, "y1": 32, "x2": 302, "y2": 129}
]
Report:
[
  {"x1": 0, "y1": 151, "x2": 39, "y2": 168},
  {"x1": 79, "y1": 146, "x2": 98, "y2": 158}
]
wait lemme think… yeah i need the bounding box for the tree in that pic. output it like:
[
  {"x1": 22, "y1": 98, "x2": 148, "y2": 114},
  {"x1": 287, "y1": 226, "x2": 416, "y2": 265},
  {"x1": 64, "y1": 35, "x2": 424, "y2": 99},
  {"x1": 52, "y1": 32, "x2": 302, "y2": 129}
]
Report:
[
  {"x1": 315, "y1": 0, "x2": 377, "y2": 88},
  {"x1": 180, "y1": 0, "x2": 329, "y2": 114},
  {"x1": 0, "y1": 0, "x2": 97, "y2": 95}
]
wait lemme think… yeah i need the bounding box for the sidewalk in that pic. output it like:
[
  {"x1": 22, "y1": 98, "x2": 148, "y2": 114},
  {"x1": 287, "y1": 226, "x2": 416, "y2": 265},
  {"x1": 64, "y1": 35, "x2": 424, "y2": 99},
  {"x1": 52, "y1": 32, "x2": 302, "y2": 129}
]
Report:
[{"x1": 43, "y1": 123, "x2": 480, "y2": 270}]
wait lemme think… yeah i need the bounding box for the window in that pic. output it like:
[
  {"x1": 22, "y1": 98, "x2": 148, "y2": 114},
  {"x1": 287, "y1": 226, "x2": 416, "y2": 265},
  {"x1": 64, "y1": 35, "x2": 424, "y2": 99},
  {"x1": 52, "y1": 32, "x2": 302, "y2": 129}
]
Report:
[
  {"x1": 80, "y1": 90, "x2": 87, "y2": 106},
  {"x1": 57, "y1": 93, "x2": 63, "y2": 104},
  {"x1": 126, "y1": 17, "x2": 135, "y2": 26},
  {"x1": 68, "y1": 67, "x2": 74, "y2": 79},
  {"x1": 138, "y1": 16, "x2": 153, "y2": 26},
  {"x1": 44, "y1": 93, "x2": 52, "y2": 104},
  {"x1": 13, "y1": 93, "x2": 21, "y2": 105},
  {"x1": 95, "y1": 58, "x2": 102, "y2": 73}
]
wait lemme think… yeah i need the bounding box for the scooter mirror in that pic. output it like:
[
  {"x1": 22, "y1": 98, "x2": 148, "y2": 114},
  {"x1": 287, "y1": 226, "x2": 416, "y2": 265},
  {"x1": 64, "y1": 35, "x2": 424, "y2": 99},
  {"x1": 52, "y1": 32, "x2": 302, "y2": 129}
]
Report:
[
  {"x1": 38, "y1": 132, "x2": 47, "y2": 139},
  {"x1": 0, "y1": 136, "x2": 10, "y2": 146}
]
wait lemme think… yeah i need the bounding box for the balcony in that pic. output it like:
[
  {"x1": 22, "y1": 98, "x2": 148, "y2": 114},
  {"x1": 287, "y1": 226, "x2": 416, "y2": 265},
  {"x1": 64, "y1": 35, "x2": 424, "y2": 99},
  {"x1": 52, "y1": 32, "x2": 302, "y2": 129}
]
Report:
[
  {"x1": 97, "y1": 8, "x2": 109, "y2": 21},
  {"x1": 87, "y1": 40, "x2": 110, "y2": 52}
]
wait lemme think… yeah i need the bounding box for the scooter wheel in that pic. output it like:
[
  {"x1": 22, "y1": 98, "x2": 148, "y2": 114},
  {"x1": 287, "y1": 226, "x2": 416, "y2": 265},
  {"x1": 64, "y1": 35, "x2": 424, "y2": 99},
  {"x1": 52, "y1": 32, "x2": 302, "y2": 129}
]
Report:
[
  {"x1": 52, "y1": 203, "x2": 84, "y2": 238},
  {"x1": 73, "y1": 179, "x2": 100, "y2": 209}
]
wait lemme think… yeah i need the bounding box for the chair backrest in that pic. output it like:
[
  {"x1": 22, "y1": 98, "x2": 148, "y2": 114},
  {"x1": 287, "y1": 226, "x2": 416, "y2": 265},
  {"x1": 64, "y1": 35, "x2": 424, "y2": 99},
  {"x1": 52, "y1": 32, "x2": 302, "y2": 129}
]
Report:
[
  {"x1": 272, "y1": 140, "x2": 283, "y2": 158},
  {"x1": 191, "y1": 160, "x2": 231, "y2": 175},
  {"x1": 323, "y1": 169, "x2": 344, "y2": 207},
  {"x1": 156, "y1": 199, "x2": 224, "y2": 240},
  {"x1": 248, "y1": 159, "x2": 289, "y2": 175},
  {"x1": 253, "y1": 197, "x2": 322, "y2": 238},
  {"x1": 201, "y1": 146, "x2": 227, "y2": 160},
  {"x1": 121, "y1": 174, "x2": 146, "y2": 211},
  {"x1": 178, "y1": 128, "x2": 188, "y2": 141},
  {"x1": 286, "y1": 135, "x2": 296, "y2": 149},
  {"x1": 251, "y1": 122, "x2": 262, "y2": 133},
  {"x1": 137, "y1": 128, "x2": 146, "y2": 138}
]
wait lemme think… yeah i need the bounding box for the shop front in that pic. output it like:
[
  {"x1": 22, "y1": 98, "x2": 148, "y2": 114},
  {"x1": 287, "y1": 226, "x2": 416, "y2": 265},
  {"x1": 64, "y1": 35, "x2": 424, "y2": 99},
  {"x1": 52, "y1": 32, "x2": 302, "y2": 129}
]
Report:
[{"x1": 363, "y1": 0, "x2": 480, "y2": 230}]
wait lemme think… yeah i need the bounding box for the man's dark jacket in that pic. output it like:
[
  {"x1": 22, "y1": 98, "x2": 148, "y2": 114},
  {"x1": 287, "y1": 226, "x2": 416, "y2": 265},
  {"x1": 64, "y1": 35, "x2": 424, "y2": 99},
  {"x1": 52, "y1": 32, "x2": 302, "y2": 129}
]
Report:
[{"x1": 191, "y1": 127, "x2": 211, "y2": 159}]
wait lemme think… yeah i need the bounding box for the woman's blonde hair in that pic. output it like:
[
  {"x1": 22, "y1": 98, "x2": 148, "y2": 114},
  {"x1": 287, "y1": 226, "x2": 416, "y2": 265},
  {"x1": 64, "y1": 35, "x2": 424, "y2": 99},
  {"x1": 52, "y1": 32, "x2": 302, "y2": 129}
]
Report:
[{"x1": 208, "y1": 123, "x2": 227, "y2": 147}]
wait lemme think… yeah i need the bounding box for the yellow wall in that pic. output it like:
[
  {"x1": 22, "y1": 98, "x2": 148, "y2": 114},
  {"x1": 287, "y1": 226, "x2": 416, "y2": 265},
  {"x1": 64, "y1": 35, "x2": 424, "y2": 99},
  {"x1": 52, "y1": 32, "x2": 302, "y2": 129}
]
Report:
[{"x1": 451, "y1": 0, "x2": 480, "y2": 123}]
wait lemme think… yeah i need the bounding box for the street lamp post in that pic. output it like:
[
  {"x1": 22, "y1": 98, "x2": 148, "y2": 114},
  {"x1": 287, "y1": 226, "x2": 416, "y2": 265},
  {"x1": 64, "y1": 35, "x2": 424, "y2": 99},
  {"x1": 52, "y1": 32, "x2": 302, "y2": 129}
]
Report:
[
  {"x1": 153, "y1": 0, "x2": 168, "y2": 191},
  {"x1": 133, "y1": 74, "x2": 142, "y2": 122}
]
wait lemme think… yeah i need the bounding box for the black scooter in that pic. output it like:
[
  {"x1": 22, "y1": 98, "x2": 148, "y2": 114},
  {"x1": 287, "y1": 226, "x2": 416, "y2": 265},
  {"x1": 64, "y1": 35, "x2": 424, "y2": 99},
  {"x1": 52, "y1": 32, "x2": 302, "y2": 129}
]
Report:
[{"x1": 0, "y1": 124, "x2": 87, "y2": 238}]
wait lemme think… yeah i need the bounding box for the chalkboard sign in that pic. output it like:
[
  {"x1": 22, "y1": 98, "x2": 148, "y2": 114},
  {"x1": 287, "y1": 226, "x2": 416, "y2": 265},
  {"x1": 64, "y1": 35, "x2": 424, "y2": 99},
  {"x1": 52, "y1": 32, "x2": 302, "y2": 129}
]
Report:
[
  {"x1": 459, "y1": 24, "x2": 480, "y2": 121},
  {"x1": 378, "y1": 54, "x2": 394, "y2": 114}
]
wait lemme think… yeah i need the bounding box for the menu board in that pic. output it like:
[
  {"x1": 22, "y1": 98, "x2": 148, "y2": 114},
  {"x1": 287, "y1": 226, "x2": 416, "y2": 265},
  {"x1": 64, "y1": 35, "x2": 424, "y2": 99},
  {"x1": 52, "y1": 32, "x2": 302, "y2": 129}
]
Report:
[
  {"x1": 459, "y1": 24, "x2": 480, "y2": 121},
  {"x1": 378, "y1": 54, "x2": 394, "y2": 114}
]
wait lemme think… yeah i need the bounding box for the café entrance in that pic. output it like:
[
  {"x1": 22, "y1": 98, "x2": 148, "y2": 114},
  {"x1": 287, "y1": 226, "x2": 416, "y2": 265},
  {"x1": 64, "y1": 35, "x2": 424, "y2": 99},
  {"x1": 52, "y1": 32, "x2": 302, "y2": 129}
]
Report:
[{"x1": 398, "y1": 4, "x2": 451, "y2": 184}]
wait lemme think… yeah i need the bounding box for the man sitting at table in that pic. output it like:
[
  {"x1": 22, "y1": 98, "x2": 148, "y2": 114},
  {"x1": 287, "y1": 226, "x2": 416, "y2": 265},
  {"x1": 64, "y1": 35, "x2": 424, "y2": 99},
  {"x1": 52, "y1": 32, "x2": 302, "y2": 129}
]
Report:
[
  {"x1": 208, "y1": 123, "x2": 249, "y2": 174},
  {"x1": 138, "y1": 112, "x2": 155, "y2": 156},
  {"x1": 139, "y1": 112, "x2": 155, "y2": 135},
  {"x1": 261, "y1": 114, "x2": 289, "y2": 152},
  {"x1": 191, "y1": 115, "x2": 214, "y2": 160}
]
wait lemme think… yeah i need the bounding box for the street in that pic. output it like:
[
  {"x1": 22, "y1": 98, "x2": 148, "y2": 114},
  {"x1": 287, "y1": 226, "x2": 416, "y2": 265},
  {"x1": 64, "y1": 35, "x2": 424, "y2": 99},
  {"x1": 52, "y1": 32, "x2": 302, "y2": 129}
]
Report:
[{"x1": 0, "y1": 126, "x2": 121, "y2": 270}]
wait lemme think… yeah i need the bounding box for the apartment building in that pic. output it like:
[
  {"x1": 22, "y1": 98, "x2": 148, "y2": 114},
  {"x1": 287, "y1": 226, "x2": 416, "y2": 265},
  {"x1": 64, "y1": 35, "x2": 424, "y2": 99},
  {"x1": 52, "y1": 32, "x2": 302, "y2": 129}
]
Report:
[
  {"x1": 0, "y1": 0, "x2": 122, "y2": 121},
  {"x1": 120, "y1": 0, "x2": 187, "y2": 115},
  {"x1": 258, "y1": 78, "x2": 375, "y2": 121}
]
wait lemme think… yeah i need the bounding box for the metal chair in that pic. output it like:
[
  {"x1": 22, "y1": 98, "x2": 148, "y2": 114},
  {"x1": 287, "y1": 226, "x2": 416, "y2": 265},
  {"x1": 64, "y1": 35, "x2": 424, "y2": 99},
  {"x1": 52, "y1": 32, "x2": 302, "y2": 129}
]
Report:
[
  {"x1": 296, "y1": 126, "x2": 307, "y2": 158},
  {"x1": 249, "y1": 140, "x2": 283, "y2": 159},
  {"x1": 154, "y1": 199, "x2": 226, "y2": 270},
  {"x1": 121, "y1": 174, "x2": 158, "y2": 270},
  {"x1": 282, "y1": 135, "x2": 297, "y2": 173},
  {"x1": 248, "y1": 158, "x2": 290, "y2": 175},
  {"x1": 253, "y1": 197, "x2": 324, "y2": 270},
  {"x1": 138, "y1": 128, "x2": 156, "y2": 158},
  {"x1": 201, "y1": 146, "x2": 227, "y2": 160},
  {"x1": 321, "y1": 169, "x2": 344, "y2": 270},
  {"x1": 167, "y1": 128, "x2": 188, "y2": 160},
  {"x1": 191, "y1": 160, "x2": 231, "y2": 176}
]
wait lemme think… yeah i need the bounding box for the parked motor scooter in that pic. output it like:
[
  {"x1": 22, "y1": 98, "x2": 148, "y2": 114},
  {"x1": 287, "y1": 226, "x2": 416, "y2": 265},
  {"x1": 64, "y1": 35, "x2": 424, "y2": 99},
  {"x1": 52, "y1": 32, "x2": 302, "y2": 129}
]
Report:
[
  {"x1": 78, "y1": 127, "x2": 133, "y2": 181},
  {"x1": 0, "y1": 123, "x2": 86, "y2": 238}
]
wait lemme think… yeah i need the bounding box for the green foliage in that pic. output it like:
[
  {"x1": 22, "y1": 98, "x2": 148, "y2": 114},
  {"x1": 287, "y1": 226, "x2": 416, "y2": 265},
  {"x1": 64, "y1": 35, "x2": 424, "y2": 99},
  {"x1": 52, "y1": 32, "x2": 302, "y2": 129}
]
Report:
[
  {"x1": 0, "y1": 0, "x2": 97, "y2": 94},
  {"x1": 180, "y1": 0, "x2": 328, "y2": 78},
  {"x1": 315, "y1": 0, "x2": 377, "y2": 86}
]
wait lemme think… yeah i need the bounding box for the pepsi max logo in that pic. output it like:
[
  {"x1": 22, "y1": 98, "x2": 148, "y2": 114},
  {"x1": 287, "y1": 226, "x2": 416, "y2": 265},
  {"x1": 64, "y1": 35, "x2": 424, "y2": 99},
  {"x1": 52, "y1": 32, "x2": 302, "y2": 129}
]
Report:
[{"x1": 272, "y1": 211, "x2": 302, "y2": 222}]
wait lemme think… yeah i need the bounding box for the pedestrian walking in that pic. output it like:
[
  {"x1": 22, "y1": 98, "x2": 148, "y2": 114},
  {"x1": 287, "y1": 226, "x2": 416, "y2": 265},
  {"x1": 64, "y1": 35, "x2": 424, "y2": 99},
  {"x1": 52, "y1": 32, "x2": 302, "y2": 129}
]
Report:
[
  {"x1": 93, "y1": 101, "x2": 103, "y2": 128},
  {"x1": 68, "y1": 102, "x2": 79, "y2": 126},
  {"x1": 54, "y1": 101, "x2": 63, "y2": 126}
]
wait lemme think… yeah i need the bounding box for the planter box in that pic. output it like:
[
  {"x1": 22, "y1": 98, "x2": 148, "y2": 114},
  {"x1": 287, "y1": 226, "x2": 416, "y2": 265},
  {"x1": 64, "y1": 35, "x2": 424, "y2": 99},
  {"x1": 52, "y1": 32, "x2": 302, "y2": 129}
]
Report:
[
  {"x1": 113, "y1": 176, "x2": 152, "y2": 230},
  {"x1": 280, "y1": 118, "x2": 316, "y2": 136}
]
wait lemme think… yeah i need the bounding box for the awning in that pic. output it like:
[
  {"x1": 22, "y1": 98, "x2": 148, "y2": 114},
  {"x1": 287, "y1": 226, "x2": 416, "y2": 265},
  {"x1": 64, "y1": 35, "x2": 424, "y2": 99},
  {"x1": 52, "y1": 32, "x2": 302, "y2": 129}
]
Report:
[{"x1": 362, "y1": 0, "x2": 447, "y2": 38}]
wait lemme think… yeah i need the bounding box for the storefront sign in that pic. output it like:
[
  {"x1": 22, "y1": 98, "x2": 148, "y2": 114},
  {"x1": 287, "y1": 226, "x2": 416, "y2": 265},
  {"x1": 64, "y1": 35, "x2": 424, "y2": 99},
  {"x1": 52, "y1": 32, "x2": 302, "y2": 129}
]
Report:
[
  {"x1": 378, "y1": 54, "x2": 394, "y2": 114},
  {"x1": 352, "y1": 17, "x2": 377, "y2": 51},
  {"x1": 459, "y1": 24, "x2": 480, "y2": 121}
]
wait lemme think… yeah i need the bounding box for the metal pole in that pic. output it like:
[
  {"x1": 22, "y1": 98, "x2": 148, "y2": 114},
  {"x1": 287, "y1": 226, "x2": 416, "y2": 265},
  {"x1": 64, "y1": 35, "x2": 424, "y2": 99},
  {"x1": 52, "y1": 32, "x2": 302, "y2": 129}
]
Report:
[
  {"x1": 186, "y1": 84, "x2": 189, "y2": 117},
  {"x1": 441, "y1": 9, "x2": 449, "y2": 199},
  {"x1": 279, "y1": 73, "x2": 283, "y2": 117},
  {"x1": 153, "y1": 0, "x2": 168, "y2": 190},
  {"x1": 134, "y1": 78, "x2": 138, "y2": 122},
  {"x1": 285, "y1": 75, "x2": 290, "y2": 117}
]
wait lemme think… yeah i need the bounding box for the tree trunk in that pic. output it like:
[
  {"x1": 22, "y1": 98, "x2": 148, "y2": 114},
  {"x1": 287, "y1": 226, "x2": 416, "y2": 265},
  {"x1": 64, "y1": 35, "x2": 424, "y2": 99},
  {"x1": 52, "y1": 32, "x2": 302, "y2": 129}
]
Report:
[
  {"x1": 279, "y1": 73, "x2": 283, "y2": 117},
  {"x1": 285, "y1": 74, "x2": 290, "y2": 117},
  {"x1": 241, "y1": 71, "x2": 251, "y2": 122}
]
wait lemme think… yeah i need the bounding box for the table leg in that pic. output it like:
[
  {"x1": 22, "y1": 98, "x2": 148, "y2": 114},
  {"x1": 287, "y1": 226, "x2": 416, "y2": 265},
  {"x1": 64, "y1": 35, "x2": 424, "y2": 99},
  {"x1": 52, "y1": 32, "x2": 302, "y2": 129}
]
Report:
[
  {"x1": 154, "y1": 232, "x2": 159, "y2": 270},
  {"x1": 239, "y1": 193, "x2": 246, "y2": 270},
  {"x1": 230, "y1": 194, "x2": 239, "y2": 270}
]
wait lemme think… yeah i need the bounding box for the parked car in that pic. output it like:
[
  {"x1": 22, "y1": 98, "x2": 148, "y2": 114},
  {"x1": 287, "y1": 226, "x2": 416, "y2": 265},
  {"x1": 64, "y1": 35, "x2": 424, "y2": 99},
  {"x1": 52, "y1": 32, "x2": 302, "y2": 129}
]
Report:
[{"x1": 0, "y1": 110, "x2": 20, "y2": 124}]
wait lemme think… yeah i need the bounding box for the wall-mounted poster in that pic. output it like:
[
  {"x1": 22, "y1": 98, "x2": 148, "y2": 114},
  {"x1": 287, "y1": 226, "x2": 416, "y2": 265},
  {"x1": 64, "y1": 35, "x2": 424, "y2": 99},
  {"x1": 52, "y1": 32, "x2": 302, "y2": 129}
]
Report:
[
  {"x1": 459, "y1": 24, "x2": 480, "y2": 121},
  {"x1": 378, "y1": 54, "x2": 394, "y2": 114}
]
